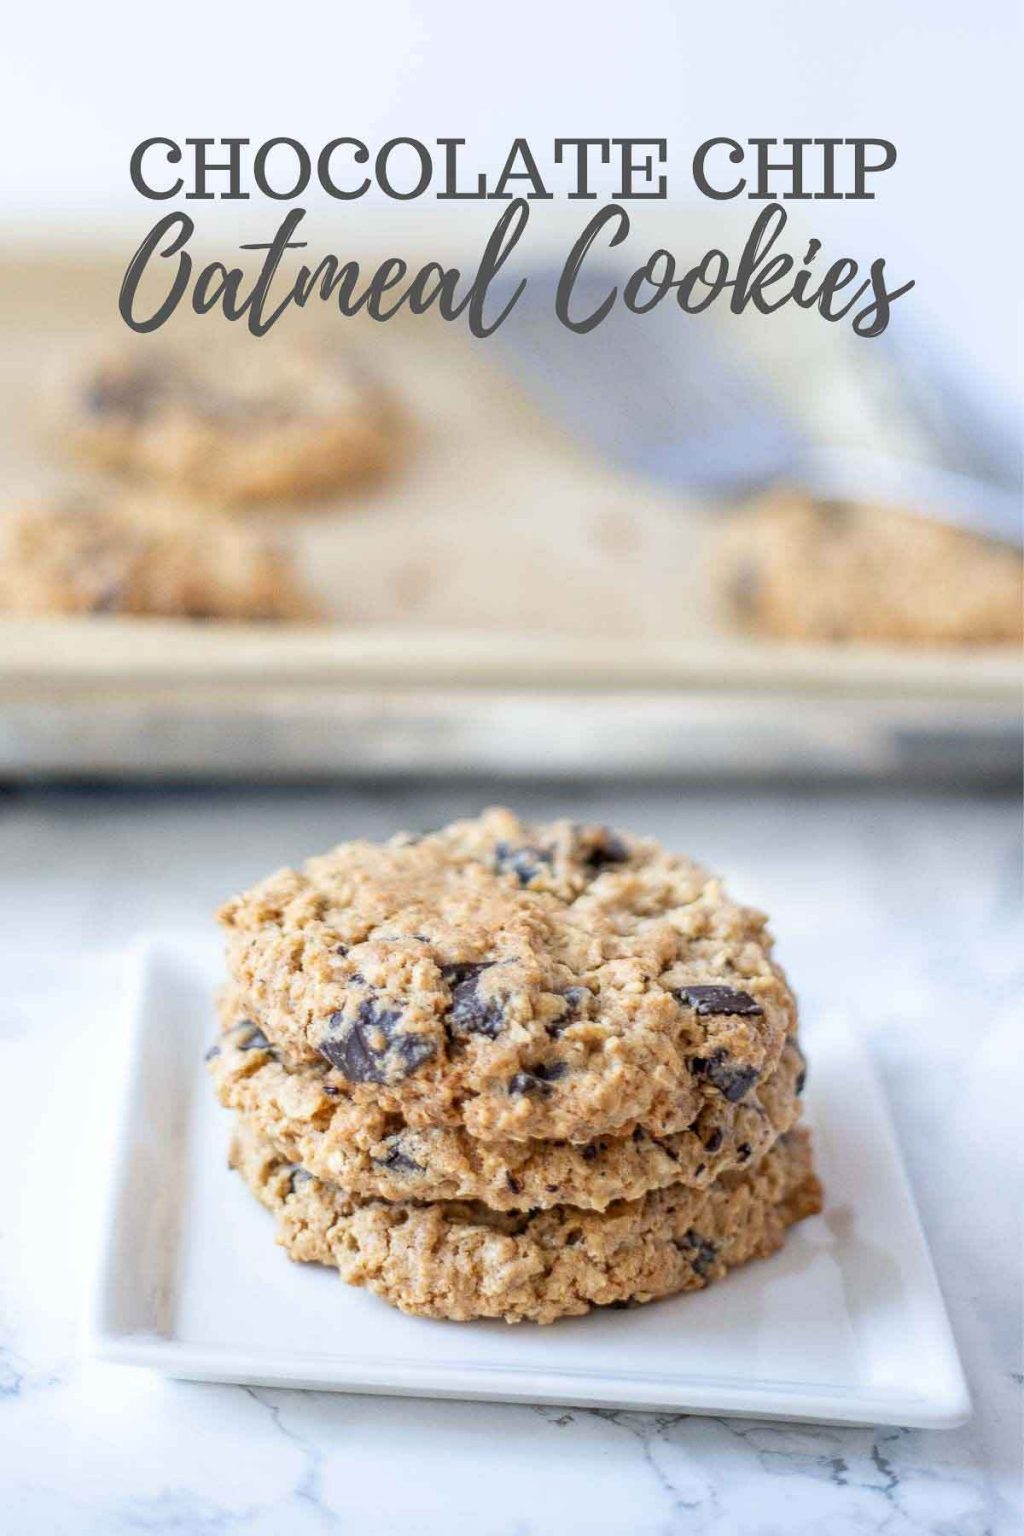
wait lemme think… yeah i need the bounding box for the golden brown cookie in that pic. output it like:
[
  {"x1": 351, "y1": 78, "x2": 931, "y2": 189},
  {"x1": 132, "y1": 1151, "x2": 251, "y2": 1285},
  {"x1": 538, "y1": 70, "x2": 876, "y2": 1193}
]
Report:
[
  {"x1": 217, "y1": 808, "x2": 798, "y2": 1143},
  {"x1": 0, "y1": 496, "x2": 316, "y2": 621},
  {"x1": 228, "y1": 1117, "x2": 822, "y2": 1323},
  {"x1": 208, "y1": 1016, "x2": 807, "y2": 1212},
  {"x1": 718, "y1": 490, "x2": 1022, "y2": 644},
  {"x1": 73, "y1": 341, "x2": 394, "y2": 504}
]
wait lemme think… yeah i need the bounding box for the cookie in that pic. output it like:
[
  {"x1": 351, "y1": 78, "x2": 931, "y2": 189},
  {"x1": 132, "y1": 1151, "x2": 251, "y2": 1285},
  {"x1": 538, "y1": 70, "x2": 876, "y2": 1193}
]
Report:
[
  {"x1": 228, "y1": 1117, "x2": 821, "y2": 1323},
  {"x1": 0, "y1": 497, "x2": 316, "y2": 621},
  {"x1": 718, "y1": 490, "x2": 1023, "y2": 644},
  {"x1": 217, "y1": 808, "x2": 797, "y2": 1143},
  {"x1": 209, "y1": 1016, "x2": 806, "y2": 1212},
  {"x1": 73, "y1": 341, "x2": 394, "y2": 504}
]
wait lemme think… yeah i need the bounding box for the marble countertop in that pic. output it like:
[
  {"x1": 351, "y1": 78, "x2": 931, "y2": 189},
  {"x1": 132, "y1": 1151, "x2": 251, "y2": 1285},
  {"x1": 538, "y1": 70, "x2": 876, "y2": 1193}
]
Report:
[{"x1": 0, "y1": 780, "x2": 1019, "y2": 1535}]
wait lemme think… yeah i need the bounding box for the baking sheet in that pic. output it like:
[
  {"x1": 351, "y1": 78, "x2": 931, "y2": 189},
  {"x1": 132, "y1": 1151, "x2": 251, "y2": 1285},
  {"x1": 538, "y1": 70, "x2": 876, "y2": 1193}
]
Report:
[{"x1": 0, "y1": 248, "x2": 1018, "y2": 779}]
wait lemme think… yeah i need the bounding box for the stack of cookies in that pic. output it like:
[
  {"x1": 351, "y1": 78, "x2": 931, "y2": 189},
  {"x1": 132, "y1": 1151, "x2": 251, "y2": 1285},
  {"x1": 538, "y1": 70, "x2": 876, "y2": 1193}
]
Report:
[{"x1": 207, "y1": 808, "x2": 822, "y2": 1324}]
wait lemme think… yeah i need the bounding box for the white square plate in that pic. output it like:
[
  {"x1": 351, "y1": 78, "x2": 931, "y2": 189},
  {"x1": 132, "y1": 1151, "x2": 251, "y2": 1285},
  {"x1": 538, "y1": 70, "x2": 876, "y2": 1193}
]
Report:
[{"x1": 85, "y1": 937, "x2": 969, "y2": 1428}]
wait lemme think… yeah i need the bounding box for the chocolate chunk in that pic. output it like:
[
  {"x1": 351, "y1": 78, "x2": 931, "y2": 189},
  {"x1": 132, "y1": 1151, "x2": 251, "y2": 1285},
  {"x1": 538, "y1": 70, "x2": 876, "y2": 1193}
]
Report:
[
  {"x1": 676, "y1": 984, "x2": 763, "y2": 1017},
  {"x1": 508, "y1": 1061, "x2": 568, "y2": 1097},
  {"x1": 85, "y1": 368, "x2": 159, "y2": 421},
  {"x1": 203, "y1": 1043, "x2": 221, "y2": 1062},
  {"x1": 237, "y1": 1024, "x2": 273, "y2": 1053},
  {"x1": 736, "y1": 1142, "x2": 752, "y2": 1163},
  {"x1": 393, "y1": 1035, "x2": 435, "y2": 1076},
  {"x1": 678, "y1": 1228, "x2": 718, "y2": 1278},
  {"x1": 506, "y1": 1172, "x2": 522, "y2": 1194},
  {"x1": 690, "y1": 1048, "x2": 760, "y2": 1103},
  {"x1": 442, "y1": 962, "x2": 483, "y2": 983},
  {"x1": 335, "y1": 943, "x2": 349, "y2": 957},
  {"x1": 792, "y1": 1044, "x2": 808, "y2": 1095},
  {"x1": 89, "y1": 580, "x2": 128, "y2": 614},
  {"x1": 85, "y1": 380, "x2": 124, "y2": 417},
  {"x1": 581, "y1": 1144, "x2": 598, "y2": 1162},
  {"x1": 579, "y1": 826, "x2": 630, "y2": 872},
  {"x1": 318, "y1": 995, "x2": 436, "y2": 1084},
  {"x1": 373, "y1": 1140, "x2": 424, "y2": 1175},
  {"x1": 494, "y1": 841, "x2": 553, "y2": 886},
  {"x1": 285, "y1": 1165, "x2": 313, "y2": 1195},
  {"x1": 702, "y1": 1127, "x2": 724, "y2": 1154},
  {"x1": 443, "y1": 963, "x2": 506, "y2": 1039}
]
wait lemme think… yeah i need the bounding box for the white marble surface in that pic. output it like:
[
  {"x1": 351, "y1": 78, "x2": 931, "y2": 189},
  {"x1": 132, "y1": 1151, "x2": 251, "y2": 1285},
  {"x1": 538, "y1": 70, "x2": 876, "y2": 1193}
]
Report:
[{"x1": 0, "y1": 781, "x2": 1020, "y2": 1535}]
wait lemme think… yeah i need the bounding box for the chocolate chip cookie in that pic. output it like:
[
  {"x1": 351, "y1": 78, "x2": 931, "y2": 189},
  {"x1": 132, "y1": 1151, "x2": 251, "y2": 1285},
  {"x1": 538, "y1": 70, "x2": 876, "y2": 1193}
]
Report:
[
  {"x1": 217, "y1": 808, "x2": 798, "y2": 1143},
  {"x1": 73, "y1": 340, "x2": 394, "y2": 504},
  {"x1": 228, "y1": 1117, "x2": 822, "y2": 1323},
  {"x1": 209, "y1": 1016, "x2": 807, "y2": 1211},
  {"x1": 719, "y1": 490, "x2": 1023, "y2": 644},
  {"x1": 0, "y1": 497, "x2": 316, "y2": 621}
]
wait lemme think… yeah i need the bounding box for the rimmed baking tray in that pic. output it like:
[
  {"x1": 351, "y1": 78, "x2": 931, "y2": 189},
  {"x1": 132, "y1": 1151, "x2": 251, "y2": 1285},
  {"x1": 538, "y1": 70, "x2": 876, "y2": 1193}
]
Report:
[
  {"x1": 0, "y1": 246, "x2": 1018, "y2": 779},
  {"x1": 0, "y1": 619, "x2": 1017, "y2": 779}
]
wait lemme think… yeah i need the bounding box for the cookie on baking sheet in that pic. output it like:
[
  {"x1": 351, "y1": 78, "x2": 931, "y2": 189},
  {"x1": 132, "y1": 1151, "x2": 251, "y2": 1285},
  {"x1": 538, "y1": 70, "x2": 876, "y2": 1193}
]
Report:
[
  {"x1": 0, "y1": 497, "x2": 316, "y2": 621},
  {"x1": 208, "y1": 1015, "x2": 806, "y2": 1212},
  {"x1": 228, "y1": 1117, "x2": 822, "y2": 1323},
  {"x1": 718, "y1": 489, "x2": 1023, "y2": 645},
  {"x1": 217, "y1": 808, "x2": 798, "y2": 1144},
  {"x1": 73, "y1": 340, "x2": 395, "y2": 504}
]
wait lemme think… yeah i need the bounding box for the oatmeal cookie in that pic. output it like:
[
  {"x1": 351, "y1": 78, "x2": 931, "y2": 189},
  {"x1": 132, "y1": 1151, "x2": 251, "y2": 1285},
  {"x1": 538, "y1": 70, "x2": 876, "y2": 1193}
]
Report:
[
  {"x1": 0, "y1": 497, "x2": 315, "y2": 621},
  {"x1": 228, "y1": 1117, "x2": 822, "y2": 1323},
  {"x1": 217, "y1": 808, "x2": 798, "y2": 1143},
  {"x1": 718, "y1": 490, "x2": 1022, "y2": 644},
  {"x1": 73, "y1": 341, "x2": 394, "y2": 503},
  {"x1": 209, "y1": 1016, "x2": 806, "y2": 1212}
]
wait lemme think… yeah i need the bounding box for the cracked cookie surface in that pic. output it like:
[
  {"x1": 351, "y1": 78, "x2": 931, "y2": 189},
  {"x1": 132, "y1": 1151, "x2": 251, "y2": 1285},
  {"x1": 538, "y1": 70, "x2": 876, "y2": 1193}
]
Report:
[
  {"x1": 209, "y1": 1017, "x2": 806, "y2": 1211},
  {"x1": 229, "y1": 1118, "x2": 822, "y2": 1323},
  {"x1": 73, "y1": 340, "x2": 395, "y2": 504},
  {"x1": 218, "y1": 808, "x2": 798, "y2": 1142}
]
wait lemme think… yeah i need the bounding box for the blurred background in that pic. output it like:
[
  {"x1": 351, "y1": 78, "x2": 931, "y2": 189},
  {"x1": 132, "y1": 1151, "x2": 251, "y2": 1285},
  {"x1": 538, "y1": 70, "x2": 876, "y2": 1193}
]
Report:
[
  {"x1": 0, "y1": 0, "x2": 1019, "y2": 781},
  {"x1": 1, "y1": 13, "x2": 1020, "y2": 1526}
]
